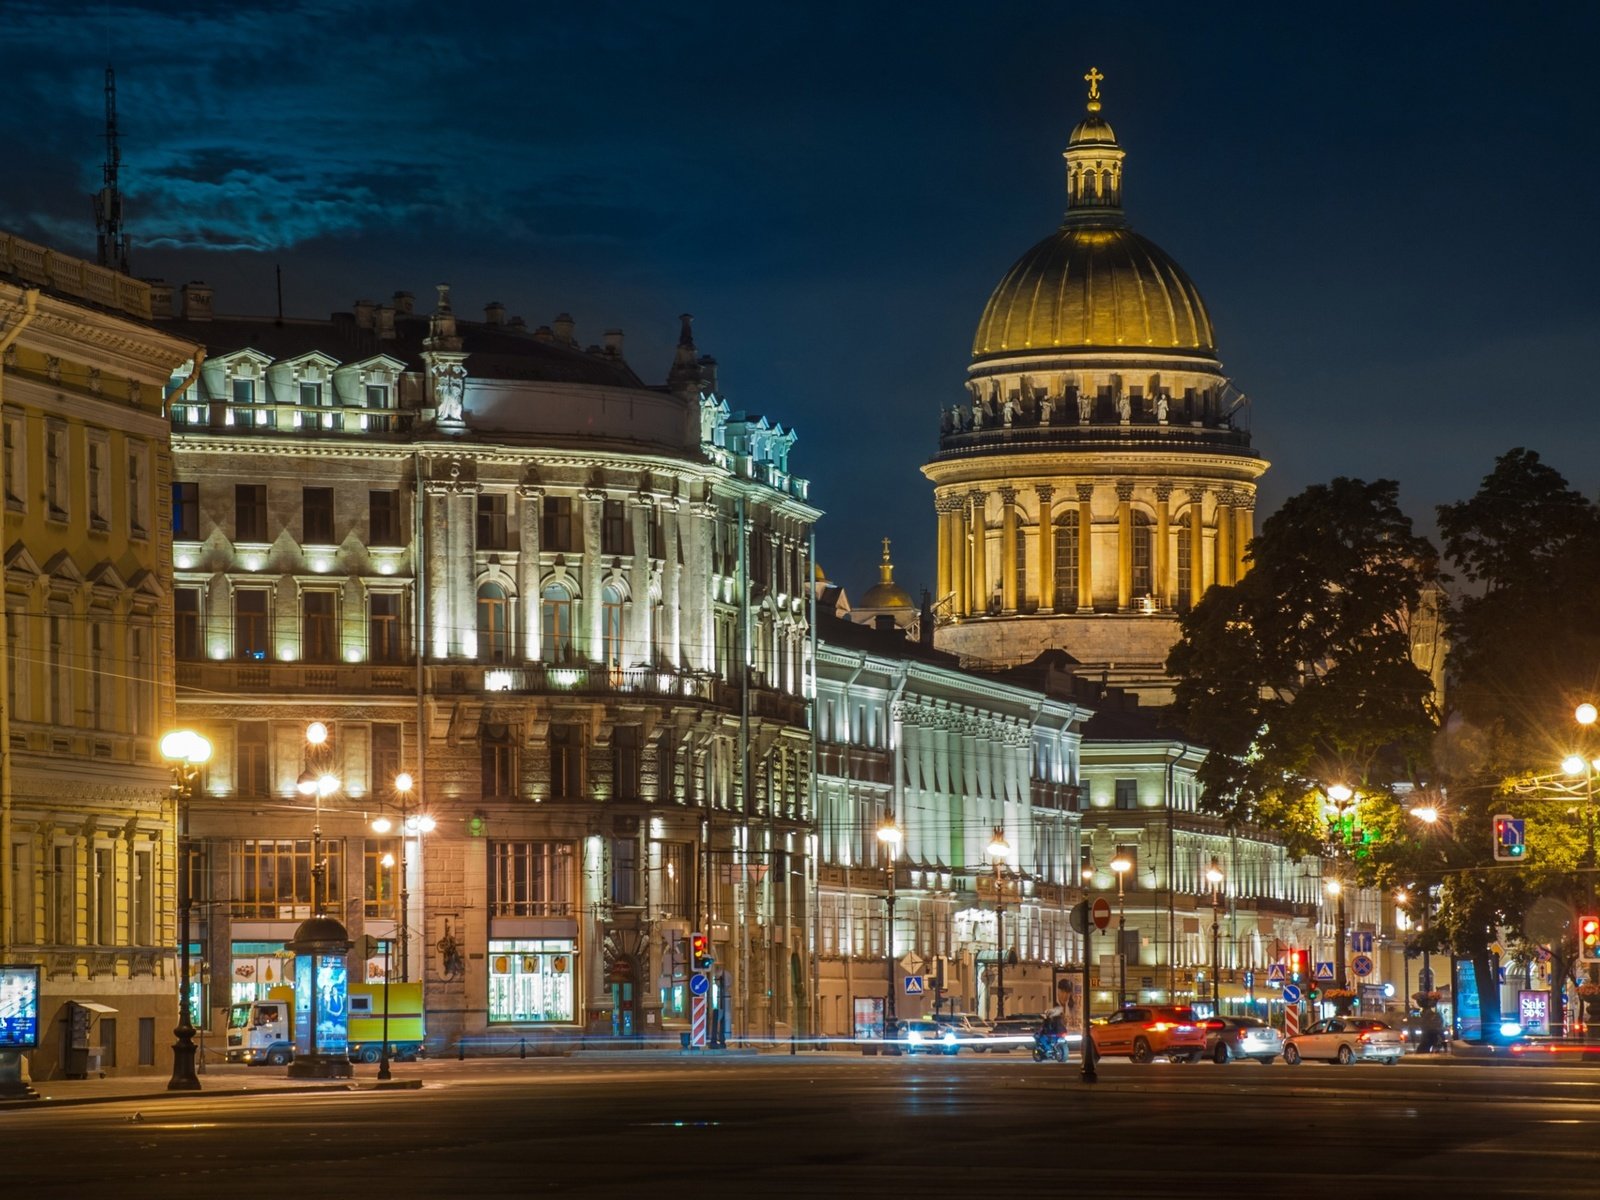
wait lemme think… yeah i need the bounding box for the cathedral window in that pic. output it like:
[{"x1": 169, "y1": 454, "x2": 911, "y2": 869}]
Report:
[
  {"x1": 1131, "y1": 511, "x2": 1153, "y2": 597},
  {"x1": 1052, "y1": 511, "x2": 1078, "y2": 612},
  {"x1": 1176, "y1": 511, "x2": 1192, "y2": 612},
  {"x1": 1014, "y1": 530, "x2": 1027, "y2": 608}
]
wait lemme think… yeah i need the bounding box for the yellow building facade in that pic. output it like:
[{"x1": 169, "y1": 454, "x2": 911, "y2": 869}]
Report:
[
  {"x1": 925, "y1": 76, "x2": 1269, "y2": 699},
  {"x1": 0, "y1": 234, "x2": 196, "y2": 1081}
]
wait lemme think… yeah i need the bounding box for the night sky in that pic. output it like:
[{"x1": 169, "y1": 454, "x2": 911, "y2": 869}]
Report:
[{"x1": 5, "y1": 2, "x2": 1599, "y2": 600}]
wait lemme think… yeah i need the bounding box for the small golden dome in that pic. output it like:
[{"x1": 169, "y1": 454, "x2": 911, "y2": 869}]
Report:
[
  {"x1": 1068, "y1": 114, "x2": 1118, "y2": 146},
  {"x1": 858, "y1": 538, "x2": 915, "y2": 610},
  {"x1": 972, "y1": 226, "x2": 1214, "y2": 358}
]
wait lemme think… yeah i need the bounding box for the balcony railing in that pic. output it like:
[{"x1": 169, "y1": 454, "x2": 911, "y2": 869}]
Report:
[
  {"x1": 175, "y1": 660, "x2": 417, "y2": 694},
  {"x1": 171, "y1": 403, "x2": 415, "y2": 437},
  {"x1": 439, "y1": 663, "x2": 722, "y2": 703}
]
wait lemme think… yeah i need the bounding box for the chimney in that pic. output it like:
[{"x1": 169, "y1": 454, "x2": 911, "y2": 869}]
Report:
[
  {"x1": 484, "y1": 301, "x2": 505, "y2": 326},
  {"x1": 508, "y1": 315, "x2": 527, "y2": 330},
  {"x1": 353, "y1": 299, "x2": 376, "y2": 329},
  {"x1": 392, "y1": 290, "x2": 414, "y2": 315},
  {"x1": 552, "y1": 313, "x2": 575, "y2": 345},
  {"x1": 179, "y1": 281, "x2": 213, "y2": 321},
  {"x1": 603, "y1": 328, "x2": 624, "y2": 357},
  {"x1": 698, "y1": 354, "x2": 718, "y2": 395},
  {"x1": 147, "y1": 280, "x2": 174, "y2": 317},
  {"x1": 376, "y1": 305, "x2": 396, "y2": 340}
]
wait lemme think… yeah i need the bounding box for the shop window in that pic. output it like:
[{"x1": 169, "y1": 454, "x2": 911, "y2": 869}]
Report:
[{"x1": 487, "y1": 938, "x2": 577, "y2": 1024}]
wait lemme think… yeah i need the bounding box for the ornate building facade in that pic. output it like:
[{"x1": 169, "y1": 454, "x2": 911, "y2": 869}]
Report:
[
  {"x1": 1, "y1": 234, "x2": 196, "y2": 1080},
  {"x1": 162, "y1": 289, "x2": 817, "y2": 1049},
  {"x1": 924, "y1": 75, "x2": 1269, "y2": 701}
]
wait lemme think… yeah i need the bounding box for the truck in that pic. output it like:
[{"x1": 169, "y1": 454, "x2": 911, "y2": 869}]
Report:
[{"x1": 225, "y1": 982, "x2": 425, "y2": 1065}]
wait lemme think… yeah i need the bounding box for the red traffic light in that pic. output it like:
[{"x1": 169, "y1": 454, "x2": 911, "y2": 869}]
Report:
[
  {"x1": 690, "y1": 932, "x2": 713, "y2": 971},
  {"x1": 1580, "y1": 917, "x2": 1600, "y2": 965}
]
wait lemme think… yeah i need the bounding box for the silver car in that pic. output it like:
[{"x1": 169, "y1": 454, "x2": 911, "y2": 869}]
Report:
[
  {"x1": 1202, "y1": 1015, "x2": 1282, "y2": 1064},
  {"x1": 1284, "y1": 1016, "x2": 1404, "y2": 1065}
]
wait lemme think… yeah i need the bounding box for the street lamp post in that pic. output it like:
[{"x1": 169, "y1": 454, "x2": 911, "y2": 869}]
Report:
[
  {"x1": 987, "y1": 829, "x2": 1011, "y2": 1021},
  {"x1": 160, "y1": 730, "x2": 212, "y2": 1092},
  {"x1": 877, "y1": 816, "x2": 902, "y2": 1029},
  {"x1": 1206, "y1": 858, "x2": 1225, "y2": 1011},
  {"x1": 1325, "y1": 783, "x2": 1355, "y2": 993},
  {"x1": 377, "y1": 852, "x2": 396, "y2": 1081},
  {"x1": 371, "y1": 772, "x2": 432, "y2": 1073},
  {"x1": 297, "y1": 721, "x2": 339, "y2": 916},
  {"x1": 1110, "y1": 853, "x2": 1131, "y2": 1008}
]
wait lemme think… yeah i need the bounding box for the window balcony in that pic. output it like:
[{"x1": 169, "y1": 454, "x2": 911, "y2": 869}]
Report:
[{"x1": 175, "y1": 660, "x2": 417, "y2": 694}]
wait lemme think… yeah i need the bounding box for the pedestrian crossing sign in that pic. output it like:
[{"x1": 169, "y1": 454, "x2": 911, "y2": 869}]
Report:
[
  {"x1": 904, "y1": 975, "x2": 924, "y2": 996},
  {"x1": 1266, "y1": 963, "x2": 1286, "y2": 983},
  {"x1": 1313, "y1": 961, "x2": 1335, "y2": 983}
]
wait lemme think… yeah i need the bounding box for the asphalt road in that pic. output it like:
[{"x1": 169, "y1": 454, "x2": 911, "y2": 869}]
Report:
[{"x1": 4, "y1": 1054, "x2": 1596, "y2": 1198}]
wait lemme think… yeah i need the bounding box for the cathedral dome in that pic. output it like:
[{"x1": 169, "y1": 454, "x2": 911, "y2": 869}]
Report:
[
  {"x1": 971, "y1": 69, "x2": 1215, "y2": 362},
  {"x1": 971, "y1": 226, "x2": 1214, "y2": 359},
  {"x1": 857, "y1": 539, "x2": 914, "y2": 611}
]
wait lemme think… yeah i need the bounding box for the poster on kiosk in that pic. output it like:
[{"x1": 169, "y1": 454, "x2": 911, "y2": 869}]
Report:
[{"x1": 293, "y1": 951, "x2": 349, "y2": 1059}]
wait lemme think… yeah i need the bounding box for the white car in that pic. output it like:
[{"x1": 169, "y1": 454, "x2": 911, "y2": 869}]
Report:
[
  {"x1": 933, "y1": 1012, "x2": 993, "y2": 1050},
  {"x1": 1284, "y1": 1016, "x2": 1404, "y2": 1065}
]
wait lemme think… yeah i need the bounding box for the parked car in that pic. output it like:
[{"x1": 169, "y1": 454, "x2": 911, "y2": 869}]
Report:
[
  {"x1": 1202, "y1": 1015, "x2": 1282, "y2": 1064},
  {"x1": 932, "y1": 1012, "x2": 992, "y2": 1050},
  {"x1": 901, "y1": 1018, "x2": 961, "y2": 1055},
  {"x1": 1284, "y1": 1017, "x2": 1404, "y2": 1065},
  {"x1": 984, "y1": 1014, "x2": 1043, "y2": 1053},
  {"x1": 1089, "y1": 1005, "x2": 1206, "y2": 1063}
]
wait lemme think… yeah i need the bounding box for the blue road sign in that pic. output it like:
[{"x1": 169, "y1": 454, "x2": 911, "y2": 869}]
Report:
[
  {"x1": 1351, "y1": 953, "x2": 1374, "y2": 978},
  {"x1": 1350, "y1": 931, "x2": 1374, "y2": 954},
  {"x1": 904, "y1": 975, "x2": 925, "y2": 996},
  {"x1": 1282, "y1": 984, "x2": 1302, "y2": 1004},
  {"x1": 1243, "y1": 969, "x2": 1255, "y2": 989},
  {"x1": 689, "y1": 972, "x2": 710, "y2": 997},
  {"x1": 1313, "y1": 961, "x2": 1336, "y2": 983},
  {"x1": 1266, "y1": 963, "x2": 1286, "y2": 983}
]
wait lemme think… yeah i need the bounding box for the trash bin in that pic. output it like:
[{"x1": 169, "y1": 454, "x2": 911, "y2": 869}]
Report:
[{"x1": 85, "y1": 1048, "x2": 104, "y2": 1077}]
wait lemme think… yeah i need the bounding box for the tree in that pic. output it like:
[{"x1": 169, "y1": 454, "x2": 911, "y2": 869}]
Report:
[{"x1": 1167, "y1": 478, "x2": 1441, "y2": 850}]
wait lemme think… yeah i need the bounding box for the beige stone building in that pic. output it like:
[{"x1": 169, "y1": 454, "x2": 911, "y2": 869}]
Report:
[
  {"x1": 0, "y1": 234, "x2": 196, "y2": 1080},
  {"x1": 925, "y1": 79, "x2": 1269, "y2": 701}
]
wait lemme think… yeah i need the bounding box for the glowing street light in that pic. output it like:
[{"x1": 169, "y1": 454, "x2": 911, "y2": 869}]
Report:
[
  {"x1": 1109, "y1": 854, "x2": 1131, "y2": 1008},
  {"x1": 986, "y1": 829, "x2": 1012, "y2": 1019},
  {"x1": 160, "y1": 729, "x2": 212, "y2": 1092},
  {"x1": 878, "y1": 815, "x2": 903, "y2": 1031}
]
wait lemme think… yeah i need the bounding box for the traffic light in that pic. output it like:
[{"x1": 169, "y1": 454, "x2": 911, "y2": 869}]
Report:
[
  {"x1": 690, "y1": 931, "x2": 713, "y2": 972},
  {"x1": 1288, "y1": 949, "x2": 1307, "y2": 982},
  {"x1": 1306, "y1": 989, "x2": 1320, "y2": 1003},
  {"x1": 1579, "y1": 916, "x2": 1600, "y2": 964},
  {"x1": 1492, "y1": 814, "x2": 1526, "y2": 862}
]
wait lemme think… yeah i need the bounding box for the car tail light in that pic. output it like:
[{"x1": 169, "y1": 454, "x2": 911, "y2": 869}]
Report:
[
  {"x1": 1148, "y1": 1022, "x2": 1172, "y2": 1032},
  {"x1": 1359, "y1": 1033, "x2": 1371, "y2": 1043}
]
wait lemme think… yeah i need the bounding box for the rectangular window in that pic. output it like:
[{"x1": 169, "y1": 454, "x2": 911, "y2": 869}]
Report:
[
  {"x1": 232, "y1": 376, "x2": 270, "y2": 428},
  {"x1": 235, "y1": 484, "x2": 267, "y2": 543},
  {"x1": 541, "y1": 496, "x2": 575, "y2": 552},
  {"x1": 613, "y1": 726, "x2": 641, "y2": 800},
  {"x1": 46, "y1": 423, "x2": 67, "y2": 519},
  {"x1": 89, "y1": 623, "x2": 107, "y2": 729},
  {"x1": 87, "y1": 434, "x2": 110, "y2": 528},
  {"x1": 372, "y1": 724, "x2": 402, "y2": 793},
  {"x1": 231, "y1": 838, "x2": 343, "y2": 919},
  {"x1": 364, "y1": 838, "x2": 399, "y2": 919},
  {"x1": 489, "y1": 842, "x2": 575, "y2": 917},
  {"x1": 237, "y1": 722, "x2": 269, "y2": 796},
  {"x1": 133, "y1": 848, "x2": 153, "y2": 946},
  {"x1": 1114, "y1": 779, "x2": 1139, "y2": 810},
  {"x1": 173, "y1": 482, "x2": 200, "y2": 540},
  {"x1": 11, "y1": 841, "x2": 32, "y2": 945},
  {"x1": 658, "y1": 842, "x2": 691, "y2": 919},
  {"x1": 481, "y1": 725, "x2": 517, "y2": 798},
  {"x1": 487, "y1": 937, "x2": 577, "y2": 1024},
  {"x1": 175, "y1": 588, "x2": 202, "y2": 660},
  {"x1": 550, "y1": 723, "x2": 584, "y2": 799},
  {"x1": 303, "y1": 487, "x2": 335, "y2": 544},
  {"x1": 611, "y1": 838, "x2": 638, "y2": 907},
  {"x1": 49, "y1": 843, "x2": 74, "y2": 944},
  {"x1": 48, "y1": 614, "x2": 68, "y2": 725},
  {"x1": 3, "y1": 409, "x2": 24, "y2": 509},
  {"x1": 477, "y1": 493, "x2": 508, "y2": 551},
  {"x1": 369, "y1": 593, "x2": 402, "y2": 662},
  {"x1": 302, "y1": 591, "x2": 338, "y2": 661},
  {"x1": 94, "y1": 846, "x2": 116, "y2": 944},
  {"x1": 127, "y1": 443, "x2": 149, "y2": 536},
  {"x1": 235, "y1": 589, "x2": 271, "y2": 660},
  {"x1": 601, "y1": 499, "x2": 632, "y2": 555},
  {"x1": 369, "y1": 490, "x2": 402, "y2": 546}
]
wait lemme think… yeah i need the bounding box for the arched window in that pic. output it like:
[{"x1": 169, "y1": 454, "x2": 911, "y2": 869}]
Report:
[
  {"x1": 1131, "y1": 511, "x2": 1153, "y2": 598},
  {"x1": 477, "y1": 583, "x2": 509, "y2": 662},
  {"x1": 541, "y1": 583, "x2": 573, "y2": 663},
  {"x1": 1176, "y1": 511, "x2": 1192, "y2": 612},
  {"x1": 1053, "y1": 511, "x2": 1078, "y2": 612},
  {"x1": 601, "y1": 583, "x2": 624, "y2": 668}
]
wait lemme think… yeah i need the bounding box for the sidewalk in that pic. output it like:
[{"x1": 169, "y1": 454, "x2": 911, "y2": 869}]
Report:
[{"x1": 0, "y1": 1064, "x2": 422, "y2": 1111}]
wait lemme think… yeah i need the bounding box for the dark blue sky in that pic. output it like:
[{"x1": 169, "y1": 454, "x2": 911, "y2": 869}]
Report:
[{"x1": 5, "y1": 1, "x2": 1599, "y2": 599}]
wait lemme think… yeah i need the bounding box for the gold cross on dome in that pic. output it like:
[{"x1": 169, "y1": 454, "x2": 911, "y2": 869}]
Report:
[{"x1": 1084, "y1": 67, "x2": 1104, "y2": 102}]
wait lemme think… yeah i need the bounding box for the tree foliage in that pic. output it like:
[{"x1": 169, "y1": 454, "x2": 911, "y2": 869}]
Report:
[{"x1": 1166, "y1": 478, "x2": 1441, "y2": 851}]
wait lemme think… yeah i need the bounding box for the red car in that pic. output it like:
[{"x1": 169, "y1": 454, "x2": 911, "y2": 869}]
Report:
[{"x1": 1089, "y1": 1005, "x2": 1206, "y2": 1063}]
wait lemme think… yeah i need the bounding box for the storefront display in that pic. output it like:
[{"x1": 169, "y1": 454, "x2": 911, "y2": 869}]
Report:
[{"x1": 488, "y1": 938, "x2": 578, "y2": 1023}]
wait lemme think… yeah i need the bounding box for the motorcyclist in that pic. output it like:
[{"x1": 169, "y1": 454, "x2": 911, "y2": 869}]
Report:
[{"x1": 1035, "y1": 1005, "x2": 1066, "y2": 1059}]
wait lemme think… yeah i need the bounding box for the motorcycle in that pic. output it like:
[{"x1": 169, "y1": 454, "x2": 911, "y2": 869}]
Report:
[{"x1": 1032, "y1": 1032, "x2": 1068, "y2": 1063}]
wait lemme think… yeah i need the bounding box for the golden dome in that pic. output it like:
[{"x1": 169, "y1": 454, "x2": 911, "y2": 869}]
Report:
[
  {"x1": 972, "y1": 225, "x2": 1214, "y2": 358},
  {"x1": 858, "y1": 538, "x2": 915, "y2": 610},
  {"x1": 972, "y1": 68, "x2": 1215, "y2": 361}
]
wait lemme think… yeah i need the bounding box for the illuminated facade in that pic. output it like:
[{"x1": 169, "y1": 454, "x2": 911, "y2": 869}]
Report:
[
  {"x1": 163, "y1": 290, "x2": 817, "y2": 1048},
  {"x1": 924, "y1": 74, "x2": 1269, "y2": 702},
  {"x1": 0, "y1": 234, "x2": 196, "y2": 1080}
]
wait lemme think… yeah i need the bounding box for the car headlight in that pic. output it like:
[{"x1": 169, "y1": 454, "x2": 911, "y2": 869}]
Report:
[
  {"x1": 943, "y1": 1031, "x2": 957, "y2": 1044},
  {"x1": 908, "y1": 1029, "x2": 923, "y2": 1042}
]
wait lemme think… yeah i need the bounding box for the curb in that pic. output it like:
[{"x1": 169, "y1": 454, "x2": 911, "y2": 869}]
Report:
[{"x1": 0, "y1": 1077, "x2": 423, "y2": 1112}]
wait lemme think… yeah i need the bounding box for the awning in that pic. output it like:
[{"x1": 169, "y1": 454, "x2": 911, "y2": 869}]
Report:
[{"x1": 74, "y1": 1001, "x2": 117, "y2": 1015}]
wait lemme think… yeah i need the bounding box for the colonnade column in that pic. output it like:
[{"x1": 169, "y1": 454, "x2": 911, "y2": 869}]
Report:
[
  {"x1": 967, "y1": 490, "x2": 987, "y2": 615},
  {"x1": 1234, "y1": 494, "x2": 1254, "y2": 579},
  {"x1": 628, "y1": 495, "x2": 653, "y2": 665},
  {"x1": 1115, "y1": 481, "x2": 1133, "y2": 612},
  {"x1": 451, "y1": 487, "x2": 476, "y2": 657},
  {"x1": 949, "y1": 498, "x2": 968, "y2": 618},
  {"x1": 936, "y1": 500, "x2": 953, "y2": 608},
  {"x1": 1215, "y1": 491, "x2": 1234, "y2": 588},
  {"x1": 1036, "y1": 485, "x2": 1055, "y2": 612},
  {"x1": 661, "y1": 497, "x2": 682, "y2": 667},
  {"x1": 518, "y1": 485, "x2": 542, "y2": 661},
  {"x1": 1075, "y1": 484, "x2": 1094, "y2": 612},
  {"x1": 999, "y1": 487, "x2": 1018, "y2": 613},
  {"x1": 581, "y1": 489, "x2": 604, "y2": 661},
  {"x1": 1154, "y1": 483, "x2": 1172, "y2": 611},
  {"x1": 686, "y1": 500, "x2": 716, "y2": 671},
  {"x1": 1187, "y1": 487, "x2": 1206, "y2": 602}
]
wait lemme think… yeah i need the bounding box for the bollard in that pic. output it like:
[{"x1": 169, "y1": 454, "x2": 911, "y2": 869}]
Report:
[
  {"x1": 519, "y1": 1038, "x2": 526, "y2": 1060},
  {"x1": 458, "y1": 1037, "x2": 465, "y2": 1062}
]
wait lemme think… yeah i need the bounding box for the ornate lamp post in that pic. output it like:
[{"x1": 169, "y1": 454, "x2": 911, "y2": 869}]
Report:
[
  {"x1": 296, "y1": 721, "x2": 340, "y2": 916},
  {"x1": 1206, "y1": 858, "x2": 1225, "y2": 1011},
  {"x1": 877, "y1": 815, "x2": 902, "y2": 1028},
  {"x1": 370, "y1": 771, "x2": 432, "y2": 1074},
  {"x1": 1324, "y1": 783, "x2": 1355, "y2": 993},
  {"x1": 986, "y1": 829, "x2": 1012, "y2": 1020},
  {"x1": 377, "y1": 851, "x2": 396, "y2": 1080},
  {"x1": 160, "y1": 729, "x2": 211, "y2": 1092},
  {"x1": 1110, "y1": 853, "x2": 1131, "y2": 1008}
]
